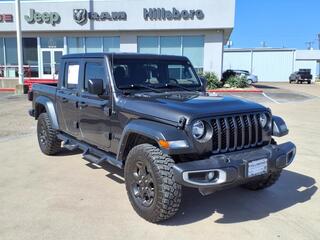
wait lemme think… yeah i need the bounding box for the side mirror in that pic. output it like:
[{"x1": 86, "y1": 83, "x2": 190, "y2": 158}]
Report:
[
  {"x1": 200, "y1": 77, "x2": 207, "y2": 92},
  {"x1": 88, "y1": 78, "x2": 104, "y2": 95}
]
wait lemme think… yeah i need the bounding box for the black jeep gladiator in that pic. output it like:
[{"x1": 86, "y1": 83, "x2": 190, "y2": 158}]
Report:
[{"x1": 29, "y1": 53, "x2": 296, "y2": 223}]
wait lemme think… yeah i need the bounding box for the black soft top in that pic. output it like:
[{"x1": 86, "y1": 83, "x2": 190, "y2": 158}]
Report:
[{"x1": 61, "y1": 52, "x2": 189, "y2": 61}]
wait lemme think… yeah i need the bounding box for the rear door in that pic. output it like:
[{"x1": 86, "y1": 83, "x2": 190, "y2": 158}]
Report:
[
  {"x1": 78, "y1": 58, "x2": 112, "y2": 150},
  {"x1": 56, "y1": 60, "x2": 81, "y2": 138}
]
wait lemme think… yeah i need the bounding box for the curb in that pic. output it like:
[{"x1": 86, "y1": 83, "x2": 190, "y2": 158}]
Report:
[
  {"x1": 0, "y1": 88, "x2": 15, "y2": 93},
  {"x1": 207, "y1": 87, "x2": 263, "y2": 93}
]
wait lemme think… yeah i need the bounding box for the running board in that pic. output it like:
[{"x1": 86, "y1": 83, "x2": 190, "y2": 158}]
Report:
[{"x1": 57, "y1": 133, "x2": 123, "y2": 169}]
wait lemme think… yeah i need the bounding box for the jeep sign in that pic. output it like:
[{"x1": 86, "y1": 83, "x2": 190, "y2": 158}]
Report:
[
  {"x1": 143, "y1": 8, "x2": 204, "y2": 21},
  {"x1": 24, "y1": 9, "x2": 60, "y2": 26}
]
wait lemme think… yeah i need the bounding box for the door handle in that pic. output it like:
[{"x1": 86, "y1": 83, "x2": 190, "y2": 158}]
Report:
[
  {"x1": 62, "y1": 97, "x2": 68, "y2": 103},
  {"x1": 78, "y1": 102, "x2": 88, "y2": 108}
]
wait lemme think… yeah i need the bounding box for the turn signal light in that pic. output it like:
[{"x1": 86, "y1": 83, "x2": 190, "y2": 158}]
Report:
[{"x1": 159, "y1": 140, "x2": 170, "y2": 149}]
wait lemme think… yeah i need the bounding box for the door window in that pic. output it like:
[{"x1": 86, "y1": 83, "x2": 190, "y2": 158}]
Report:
[
  {"x1": 42, "y1": 51, "x2": 51, "y2": 75},
  {"x1": 84, "y1": 61, "x2": 107, "y2": 90},
  {"x1": 65, "y1": 63, "x2": 80, "y2": 89}
]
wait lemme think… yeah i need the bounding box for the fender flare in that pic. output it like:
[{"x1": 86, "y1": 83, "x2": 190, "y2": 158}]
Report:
[
  {"x1": 117, "y1": 119, "x2": 192, "y2": 161},
  {"x1": 34, "y1": 96, "x2": 59, "y2": 130}
]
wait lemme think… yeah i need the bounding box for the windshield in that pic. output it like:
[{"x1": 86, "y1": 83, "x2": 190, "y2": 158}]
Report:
[{"x1": 112, "y1": 58, "x2": 201, "y2": 91}]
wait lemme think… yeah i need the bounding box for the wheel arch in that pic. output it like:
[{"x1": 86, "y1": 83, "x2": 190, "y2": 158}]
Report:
[
  {"x1": 117, "y1": 119, "x2": 190, "y2": 162},
  {"x1": 34, "y1": 96, "x2": 59, "y2": 130}
]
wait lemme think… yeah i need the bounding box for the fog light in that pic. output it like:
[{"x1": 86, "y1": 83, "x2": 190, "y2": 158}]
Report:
[{"x1": 206, "y1": 172, "x2": 216, "y2": 181}]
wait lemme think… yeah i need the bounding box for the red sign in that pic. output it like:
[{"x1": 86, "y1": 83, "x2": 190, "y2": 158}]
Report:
[{"x1": 0, "y1": 14, "x2": 13, "y2": 23}]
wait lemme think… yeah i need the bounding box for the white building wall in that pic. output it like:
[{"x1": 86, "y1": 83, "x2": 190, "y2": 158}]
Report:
[
  {"x1": 223, "y1": 51, "x2": 251, "y2": 71},
  {"x1": 223, "y1": 49, "x2": 320, "y2": 82},
  {"x1": 252, "y1": 51, "x2": 294, "y2": 82}
]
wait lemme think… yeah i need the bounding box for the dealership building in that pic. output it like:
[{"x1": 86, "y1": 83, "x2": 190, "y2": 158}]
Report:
[{"x1": 0, "y1": 0, "x2": 235, "y2": 87}]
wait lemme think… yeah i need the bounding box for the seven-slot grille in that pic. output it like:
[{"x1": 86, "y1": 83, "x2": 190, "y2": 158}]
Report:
[{"x1": 211, "y1": 113, "x2": 265, "y2": 154}]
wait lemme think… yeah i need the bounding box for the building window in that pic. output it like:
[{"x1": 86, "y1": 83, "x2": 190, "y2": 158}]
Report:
[
  {"x1": 5, "y1": 38, "x2": 18, "y2": 65},
  {"x1": 160, "y1": 36, "x2": 182, "y2": 56},
  {"x1": 85, "y1": 37, "x2": 102, "y2": 53},
  {"x1": 182, "y1": 36, "x2": 204, "y2": 70},
  {"x1": 67, "y1": 37, "x2": 84, "y2": 54},
  {"x1": 103, "y1": 37, "x2": 120, "y2": 52},
  {"x1": 0, "y1": 38, "x2": 4, "y2": 65},
  {"x1": 138, "y1": 35, "x2": 204, "y2": 71},
  {"x1": 138, "y1": 37, "x2": 159, "y2": 54},
  {"x1": 40, "y1": 37, "x2": 64, "y2": 48},
  {"x1": 23, "y1": 38, "x2": 38, "y2": 77}
]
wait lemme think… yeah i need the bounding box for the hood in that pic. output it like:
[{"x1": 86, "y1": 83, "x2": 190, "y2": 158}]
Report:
[{"x1": 117, "y1": 92, "x2": 267, "y2": 124}]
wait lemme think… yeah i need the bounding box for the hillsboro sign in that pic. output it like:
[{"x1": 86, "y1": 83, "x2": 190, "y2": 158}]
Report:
[{"x1": 143, "y1": 8, "x2": 205, "y2": 21}]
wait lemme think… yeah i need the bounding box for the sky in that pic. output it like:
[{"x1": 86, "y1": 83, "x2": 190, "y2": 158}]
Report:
[{"x1": 230, "y1": 0, "x2": 319, "y2": 49}]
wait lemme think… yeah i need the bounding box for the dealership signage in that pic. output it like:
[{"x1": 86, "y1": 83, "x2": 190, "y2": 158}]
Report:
[
  {"x1": 24, "y1": 9, "x2": 61, "y2": 26},
  {"x1": 73, "y1": 9, "x2": 127, "y2": 25},
  {"x1": 143, "y1": 8, "x2": 204, "y2": 21},
  {"x1": 0, "y1": 14, "x2": 13, "y2": 23}
]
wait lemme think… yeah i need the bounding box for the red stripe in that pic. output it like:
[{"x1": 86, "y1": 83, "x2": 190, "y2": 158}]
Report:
[{"x1": 0, "y1": 88, "x2": 15, "y2": 92}]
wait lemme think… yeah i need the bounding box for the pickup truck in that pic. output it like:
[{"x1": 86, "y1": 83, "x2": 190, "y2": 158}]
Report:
[
  {"x1": 29, "y1": 53, "x2": 296, "y2": 223},
  {"x1": 289, "y1": 69, "x2": 313, "y2": 84}
]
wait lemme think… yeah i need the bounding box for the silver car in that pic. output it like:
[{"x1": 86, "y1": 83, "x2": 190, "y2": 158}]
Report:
[{"x1": 234, "y1": 70, "x2": 258, "y2": 84}]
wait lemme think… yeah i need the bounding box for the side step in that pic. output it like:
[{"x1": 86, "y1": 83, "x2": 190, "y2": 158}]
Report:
[{"x1": 57, "y1": 133, "x2": 123, "y2": 169}]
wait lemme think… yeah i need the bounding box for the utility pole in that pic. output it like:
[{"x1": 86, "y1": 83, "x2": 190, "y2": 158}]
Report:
[
  {"x1": 15, "y1": 0, "x2": 24, "y2": 87},
  {"x1": 318, "y1": 33, "x2": 320, "y2": 50}
]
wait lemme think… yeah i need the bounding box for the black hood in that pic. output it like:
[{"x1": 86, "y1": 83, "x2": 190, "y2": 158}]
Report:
[{"x1": 117, "y1": 92, "x2": 267, "y2": 124}]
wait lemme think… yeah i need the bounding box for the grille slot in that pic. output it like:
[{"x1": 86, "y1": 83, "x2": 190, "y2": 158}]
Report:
[{"x1": 211, "y1": 113, "x2": 264, "y2": 154}]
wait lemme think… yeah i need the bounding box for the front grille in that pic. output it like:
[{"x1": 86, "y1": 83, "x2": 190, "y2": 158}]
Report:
[{"x1": 211, "y1": 113, "x2": 264, "y2": 154}]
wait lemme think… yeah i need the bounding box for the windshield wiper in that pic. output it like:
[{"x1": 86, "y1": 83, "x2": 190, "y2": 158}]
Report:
[
  {"x1": 118, "y1": 84, "x2": 163, "y2": 93},
  {"x1": 158, "y1": 83, "x2": 198, "y2": 92}
]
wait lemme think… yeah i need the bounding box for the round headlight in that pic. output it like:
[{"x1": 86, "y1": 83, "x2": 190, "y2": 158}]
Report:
[
  {"x1": 259, "y1": 113, "x2": 268, "y2": 128},
  {"x1": 192, "y1": 120, "x2": 205, "y2": 139}
]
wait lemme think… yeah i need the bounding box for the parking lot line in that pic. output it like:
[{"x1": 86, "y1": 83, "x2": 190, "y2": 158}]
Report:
[{"x1": 262, "y1": 92, "x2": 281, "y2": 104}]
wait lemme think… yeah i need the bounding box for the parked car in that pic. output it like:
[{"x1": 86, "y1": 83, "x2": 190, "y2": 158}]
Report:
[
  {"x1": 222, "y1": 69, "x2": 258, "y2": 84},
  {"x1": 28, "y1": 53, "x2": 296, "y2": 223},
  {"x1": 289, "y1": 69, "x2": 313, "y2": 84}
]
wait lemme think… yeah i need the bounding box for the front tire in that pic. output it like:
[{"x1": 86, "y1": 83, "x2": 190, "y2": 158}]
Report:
[
  {"x1": 37, "y1": 112, "x2": 61, "y2": 155},
  {"x1": 124, "y1": 144, "x2": 182, "y2": 223}
]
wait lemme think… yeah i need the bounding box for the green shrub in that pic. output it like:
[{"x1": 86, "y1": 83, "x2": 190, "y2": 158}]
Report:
[
  {"x1": 198, "y1": 72, "x2": 222, "y2": 89},
  {"x1": 225, "y1": 76, "x2": 248, "y2": 88}
]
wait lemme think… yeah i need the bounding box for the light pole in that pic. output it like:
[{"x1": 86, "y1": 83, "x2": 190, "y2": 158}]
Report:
[{"x1": 15, "y1": 0, "x2": 24, "y2": 87}]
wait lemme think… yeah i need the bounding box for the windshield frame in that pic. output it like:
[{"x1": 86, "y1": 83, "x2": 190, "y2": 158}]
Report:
[{"x1": 109, "y1": 56, "x2": 203, "y2": 93}]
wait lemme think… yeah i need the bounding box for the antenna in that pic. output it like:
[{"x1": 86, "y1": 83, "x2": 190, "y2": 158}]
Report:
[
  {"x1": 305, "y1": 41, "x2": 314, "y2": 50},
  {"x1": 260, "y1": 41, "x2": 267, "y2": 48},
  {"x1": 226, "y1": 40, "x2": 233, "y2": 48}
]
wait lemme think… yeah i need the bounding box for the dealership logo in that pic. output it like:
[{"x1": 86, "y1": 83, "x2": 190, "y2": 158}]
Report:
[
  {"x1": 0, "y1": 14, "x2": 13, "y2": 23},
  {"x1": 24, "y1": 9, "x2": 60, "y2": 26},
  {"x1": 144, "y1": 8, "x2": 205, "y2": 21},
  {"x1": 73, "y1": 9, "x2": 127, "y2": 25},
  {"x1": 73, "y1": 9, "x2": 87, "y2": 24}
]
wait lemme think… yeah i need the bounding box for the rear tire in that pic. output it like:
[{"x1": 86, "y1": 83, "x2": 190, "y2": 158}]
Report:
[
  {"x1": 124, "y1": 144, "x2": 182, "y2": 223},
  {"x1": 243, "y1": 170, "x2": 282, "y2": 190},
  {"x1": 37, "y1": 112, "x2": 61, "y2": 155}
]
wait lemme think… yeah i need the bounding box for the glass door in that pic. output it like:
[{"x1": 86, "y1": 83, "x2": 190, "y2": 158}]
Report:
[{"x1": 40, "y1": 49, "x2": 63, "y2": 79}]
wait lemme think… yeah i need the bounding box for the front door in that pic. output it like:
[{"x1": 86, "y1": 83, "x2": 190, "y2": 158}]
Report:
[
  {"x1": 40, "y1": 49, "x2": 63, "y2": 79},
  {"x1": 79, "y1": 59, "x2": 112, "y2": 150}
]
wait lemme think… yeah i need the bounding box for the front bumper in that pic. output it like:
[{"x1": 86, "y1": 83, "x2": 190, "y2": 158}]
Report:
[{"x1": 173, "y1": 142, "x2": 296, "y2": 193}]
